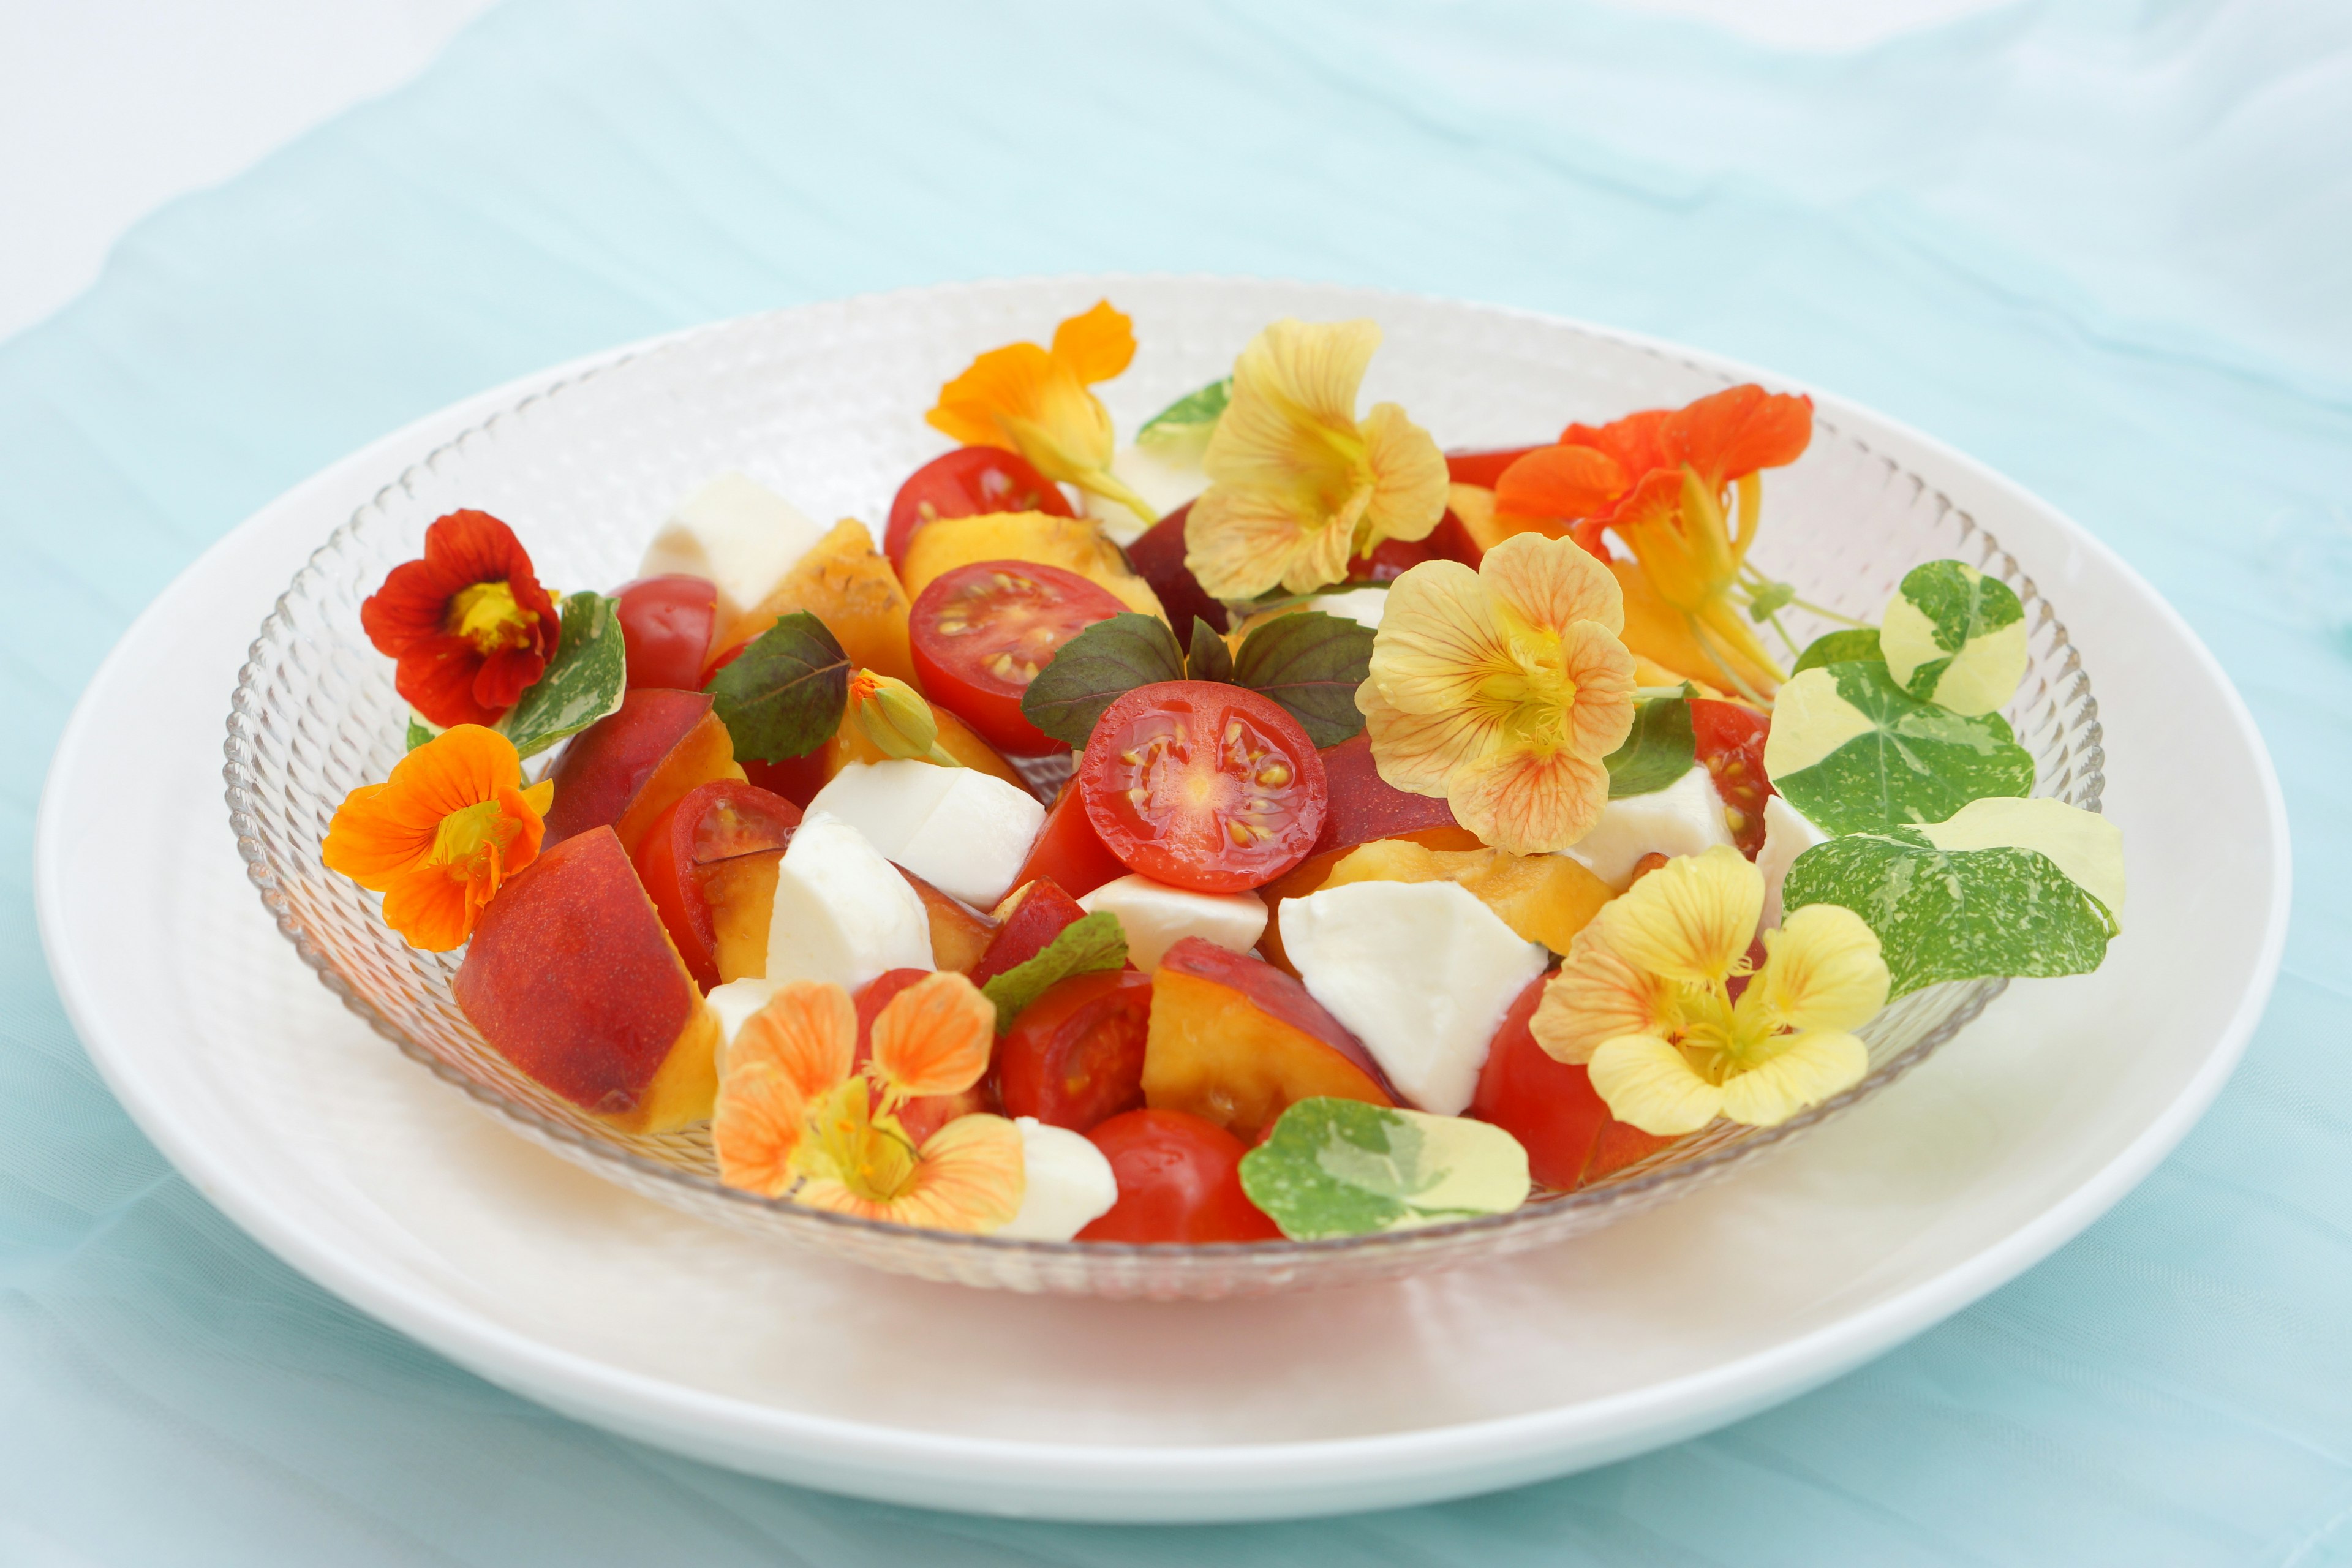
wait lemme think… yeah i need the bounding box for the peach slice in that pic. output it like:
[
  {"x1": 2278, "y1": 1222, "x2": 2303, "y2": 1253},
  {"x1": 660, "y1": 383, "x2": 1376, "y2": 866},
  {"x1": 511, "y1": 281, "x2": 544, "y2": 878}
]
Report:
[
  {"x1": 543, "y1": 688, "x2": 745, "y2": 859},
  {"x1": 1319, "y1": 839, "x2": 1613, "y2": 955},
  {"x1": 1140, "y1": 936, "x2": 1394, "y2": 1141},
  {"x1": 739, "y1": 700, "x2": 1028, "y2": 808},
  {"x1": 903, "y1": 867, "x2": 997, "y2": 975},
  {"x1": 703, "y1": 853, "x2": 987, "y2": 982},
  {"x1": 898, "y1": 510, "x2": 1164, "y2": 619},
  {"x1": 717, "y1": 518, "x2": 919, "y2": 688},
  {"x1": 453, "y1": 826, "x2": 717, "y2": 1134}
]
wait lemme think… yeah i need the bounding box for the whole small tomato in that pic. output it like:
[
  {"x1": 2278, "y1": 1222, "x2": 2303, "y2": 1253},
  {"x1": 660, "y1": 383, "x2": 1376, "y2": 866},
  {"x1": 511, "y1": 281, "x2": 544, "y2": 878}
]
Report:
[
  {"x1": 614, "y1": 575, "x2": 719, "y2": 691},
  {"x1": 884, "y1": 447, "x2": 1073, "y2": 568},
  {"x1": 997, "y1": 968, "x2": 1153, "y2": 1132},
  {"x1": 1077, "y1": 1108, "x2": 1282, "y2": 1244}
]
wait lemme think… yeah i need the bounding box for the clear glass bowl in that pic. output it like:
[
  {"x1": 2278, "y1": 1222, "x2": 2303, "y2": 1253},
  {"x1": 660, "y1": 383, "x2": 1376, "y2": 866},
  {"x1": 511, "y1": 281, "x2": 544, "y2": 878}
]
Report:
[{"x1": 224, "y1": 277, "x2": 2103, "y2": 1300}]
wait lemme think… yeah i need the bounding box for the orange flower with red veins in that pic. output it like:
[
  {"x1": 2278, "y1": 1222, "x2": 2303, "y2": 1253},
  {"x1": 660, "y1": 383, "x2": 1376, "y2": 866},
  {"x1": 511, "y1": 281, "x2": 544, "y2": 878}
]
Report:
[
  {"x1": 322, "y1": 725, "x2": 554, "y2": 951},
  {"x1": 713, "y1": 973, "x2": 1025, "y2": 1233},
  {"x1": 361, "y1": 510, "x2": 560, "y2": 729}
]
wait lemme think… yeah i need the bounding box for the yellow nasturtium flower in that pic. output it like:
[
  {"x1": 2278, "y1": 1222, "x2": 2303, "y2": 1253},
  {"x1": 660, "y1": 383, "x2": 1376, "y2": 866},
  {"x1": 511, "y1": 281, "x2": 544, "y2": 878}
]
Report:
[
  {"x1": 1355, "y1": 533, "x2": 1637, "y2": 854},
  {"x1": 1531, "y1": 845, "x2": 1890, "y2": 1136},
  {"x1": 926, "y1": 300, "x2": 1159, "y2": 526},
  {"x1": 1183, "y1": 318, "x2": 1449, "y2": 601}
]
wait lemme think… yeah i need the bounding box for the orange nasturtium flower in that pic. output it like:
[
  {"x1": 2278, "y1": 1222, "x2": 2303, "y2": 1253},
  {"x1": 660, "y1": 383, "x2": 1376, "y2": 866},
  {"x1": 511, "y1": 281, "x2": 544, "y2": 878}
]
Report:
[
  {"x1": 1184, "y1": 318, "x2": 1450, "y2": 601},
  {"x1": 322, "y1": 725, "x2": 554, "y2": 952},
  {"x1": 925, "y1": 300, "x2": 1159, "y2": 529},
  {"x1": 1491, "y1": 386, "x2": 1813, "y2": 701},
  {"x1": 714, "y1": 974, "x2": 1025, "y2": 1232},
  {"x1": 360, "y1": 510, "x2": 560, "y2": 730},
  {"x1": 1356, "y1": 533, "x2": 1637, "y2": 854}
]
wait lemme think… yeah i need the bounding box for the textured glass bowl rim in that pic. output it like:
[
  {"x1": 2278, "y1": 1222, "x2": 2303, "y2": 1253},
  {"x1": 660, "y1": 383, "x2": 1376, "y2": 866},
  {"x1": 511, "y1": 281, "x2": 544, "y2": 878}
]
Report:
[{"x1": 224, "y1": 274, "x2": 2093, "y2": 1277}]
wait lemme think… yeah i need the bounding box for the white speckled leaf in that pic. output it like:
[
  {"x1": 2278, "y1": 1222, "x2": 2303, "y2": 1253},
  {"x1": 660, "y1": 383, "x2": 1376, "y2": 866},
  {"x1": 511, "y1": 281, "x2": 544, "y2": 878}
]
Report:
[
  {"x1": 1238, "y1": 1098, "x2": 1529, "y2": 1240},
  {"x1": 1766, "y1": 661, "x2": 2035, "y2": 835},
  {"x1": 1880, "y1": 560, "x2": 2028, "y2": 715},
  {"x1": 497, "y1": 592, "x2": 627, "y2": 760}
]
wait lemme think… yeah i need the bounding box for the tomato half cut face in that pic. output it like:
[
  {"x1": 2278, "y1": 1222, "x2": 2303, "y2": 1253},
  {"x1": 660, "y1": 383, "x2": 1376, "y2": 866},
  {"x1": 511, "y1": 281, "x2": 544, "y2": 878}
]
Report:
[
  {"x1": 633, "y1": 780, "x2": 802, "y2": 990},
  {"x1": 1690, "y1": 697, "x2": 1773, "y2": 857},
  {"x1": 908, "y1": 559, "x2": 1125, "y2": 756},
  {"x1": 884, "y1": 447, "x2": 1073, "y2": 568},
  {"x1": 1078, "y1": 681, "x2": 1327, "y2": 894}
]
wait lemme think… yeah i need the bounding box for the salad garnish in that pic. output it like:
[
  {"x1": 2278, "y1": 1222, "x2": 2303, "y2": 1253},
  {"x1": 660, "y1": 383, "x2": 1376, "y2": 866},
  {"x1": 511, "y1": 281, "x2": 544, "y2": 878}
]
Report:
[{"x1": 361, "y1": 509, "x2": 562, "y2": 729}]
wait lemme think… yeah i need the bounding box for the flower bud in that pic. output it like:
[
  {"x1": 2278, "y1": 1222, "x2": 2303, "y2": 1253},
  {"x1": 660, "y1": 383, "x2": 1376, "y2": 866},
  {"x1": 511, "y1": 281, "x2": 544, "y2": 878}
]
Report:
[{"x1": 848, "y1": 669, "x2": 962, "y2": 767}]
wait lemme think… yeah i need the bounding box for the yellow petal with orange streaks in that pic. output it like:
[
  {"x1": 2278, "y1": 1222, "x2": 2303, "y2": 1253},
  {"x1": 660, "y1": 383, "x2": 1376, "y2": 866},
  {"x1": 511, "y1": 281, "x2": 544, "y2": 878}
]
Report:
[
  {"x1": 731, "y1": 980, "x2": 857, "y2": 1104},
  {"x1": 867, "y1": 971, "x2": 995, "y2": 1101}
]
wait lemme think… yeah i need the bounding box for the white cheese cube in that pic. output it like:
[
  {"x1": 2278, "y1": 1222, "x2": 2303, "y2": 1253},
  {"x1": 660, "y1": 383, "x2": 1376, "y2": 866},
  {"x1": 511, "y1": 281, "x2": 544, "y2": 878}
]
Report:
[
  {"x1": 1757, "y1": 794, "x2": 1830, "y2": 932},
  {"x1": 1298, "y1": 586, "x2": 1390, "y2": 630},
  {"x1": 704, "y1": 977, "x2": 781, "y2": 1077},
  {"x1": 1080, "y1": 443, "x2": 1206, "y2": 544},
  {"x1": 806, "y1": 760, "x2": 1047, "y2": 908},
  {"x1": 995, "y1": 1117, "x2": 1119, "y2": 1241},
  {"x1": 1278, "y1": 880, "x2": 1547, "y2": 1117},
  {"x1": 764, "y1": 813, "x2": 933, "y2": 993},
  {"x1": 638, "y1": 472, "x2": 831, "y2": 627},
  {"x1": 1559, "y1": 764, "x2": 1735, "y2": 889},
  {"x1": 1077, "y1": 875, "x2": 1267, "y2": 970}
]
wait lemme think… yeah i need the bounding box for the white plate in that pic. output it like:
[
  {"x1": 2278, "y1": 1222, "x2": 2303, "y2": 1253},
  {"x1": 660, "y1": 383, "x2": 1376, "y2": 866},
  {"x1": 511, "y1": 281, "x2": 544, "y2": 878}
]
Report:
[{"x1": 36, "y1": 279, "x2": 2287, "y2": 1521}]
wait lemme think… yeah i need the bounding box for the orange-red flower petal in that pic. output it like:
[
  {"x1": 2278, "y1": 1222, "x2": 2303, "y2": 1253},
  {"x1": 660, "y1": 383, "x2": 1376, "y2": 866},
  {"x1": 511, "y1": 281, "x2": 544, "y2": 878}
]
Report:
[{"x1": 360, "y1": 510, "x2": 559, "y2": 729}]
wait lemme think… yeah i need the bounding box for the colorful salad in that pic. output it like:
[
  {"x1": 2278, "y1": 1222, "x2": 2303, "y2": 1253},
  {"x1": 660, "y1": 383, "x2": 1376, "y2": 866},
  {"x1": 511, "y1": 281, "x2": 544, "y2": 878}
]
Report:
[{"x1": 322, "y1": 302, "x2": 2124, "y2": 1246}]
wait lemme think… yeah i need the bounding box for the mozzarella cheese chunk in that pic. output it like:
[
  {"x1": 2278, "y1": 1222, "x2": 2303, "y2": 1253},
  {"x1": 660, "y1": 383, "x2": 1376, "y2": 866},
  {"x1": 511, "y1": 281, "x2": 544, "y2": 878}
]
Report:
[
  {"x1": 638, "y1": 472, "x2": 830, "y2": 627},
  {"x1": 1279, "y1": 880, "x2": 1546, "y2": 1116},
  {"x1": 764, "y1": 813, "x2": 933, "y2": 992},
  {"x1": 995, "y1": 1117, "x2": 1119, "y2": 1241},
  {"x1": 1559, "y1": 764, "x2": 1735, "y2": 889},
  {"x1": 1077, "y1": 875, "x2": 1267, "y2": 970},
  {"x1": 1080, "y1": 443, "x2": 1206, "y2": 544},
  {"x1": 704, "y1": 978, "x2": 782, "y2": 1077},
  {"x1": 1757, "y1": 794, "x2": 1830, "y2": 932},
  {"x1": 806, "y1": 760, "x2": 1046, "y2": 908},
  {"x1": 1298, "y1": 586, "x2": 1390, "y2": 630}
]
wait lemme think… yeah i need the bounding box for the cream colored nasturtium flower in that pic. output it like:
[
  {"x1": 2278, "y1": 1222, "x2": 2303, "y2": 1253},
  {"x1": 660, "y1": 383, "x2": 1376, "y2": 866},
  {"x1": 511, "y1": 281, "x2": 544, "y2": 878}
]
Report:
[
  {"x1": 1355, "y1": 533, "x2": 1637, "y2": 854},
  {"x1": 1531, "y1": 845, "x2": 1890, "y2": 1136},
  {"x1": 1183, "y1": 318, "x2": 1449, "y2": 601}
]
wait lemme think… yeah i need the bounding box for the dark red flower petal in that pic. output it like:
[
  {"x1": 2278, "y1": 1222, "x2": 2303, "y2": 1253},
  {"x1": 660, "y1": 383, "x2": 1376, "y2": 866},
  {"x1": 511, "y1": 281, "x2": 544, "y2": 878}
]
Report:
[
  {"x1": 472, "y1": 646, "x2": 550, "y2": 713},
  {"x1": 397, "y1": 639, "x2": 508, "y2": 730},
  {"x1": 361, "y1": 556, "x2": 469, "y2": 658}
]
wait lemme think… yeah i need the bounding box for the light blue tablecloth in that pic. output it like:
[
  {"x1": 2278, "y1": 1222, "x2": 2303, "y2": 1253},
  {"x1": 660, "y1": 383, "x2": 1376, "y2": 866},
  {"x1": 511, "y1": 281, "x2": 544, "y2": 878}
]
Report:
[{"x1": 5, "y1": 1, "x2": 2348, "y2": 1560}]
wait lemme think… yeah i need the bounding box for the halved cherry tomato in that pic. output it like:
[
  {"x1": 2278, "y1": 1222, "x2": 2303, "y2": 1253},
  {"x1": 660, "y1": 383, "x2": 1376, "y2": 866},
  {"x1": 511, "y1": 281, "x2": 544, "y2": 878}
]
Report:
[
  {"x1": 1125, "y1": 504, "x2": 1227, "y2": 635},
  {"x1": 614, "y1": 575, "x2": 720, "y2": 692},
  {"x1": 884, "y1": 447, "x2": 1074, "y2": 568},
  {"x1": 908, "y1": 560, "x2": 1125, "y2": 756},
  {"x1": 633, "y1": 780, "x2": 802, "y2": 989},
  {"x1": 1691, "y1": 697, "x2": 1773, "y2": 857},
  {"x1": 1012, "y1": 785, "x2": 1130, "y2": 900},
  {"x1": 1079, "y1": 682, "x2": 1327, "y2": 894},
  {"x1": 996, "y1": 968, "x2": 1153, "y2": 1132},
  {"x1": 851, "y1": 968, "x2": 990, "y2": 1144},
  {"x1": 1077, "y1": 1108, "x2": 1282, "y2": 1243}
]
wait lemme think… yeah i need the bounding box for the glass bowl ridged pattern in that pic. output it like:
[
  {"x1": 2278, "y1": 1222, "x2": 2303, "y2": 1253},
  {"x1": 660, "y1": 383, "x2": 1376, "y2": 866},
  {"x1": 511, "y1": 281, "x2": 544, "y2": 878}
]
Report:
[{"x1": 224, "y1": 277, "x2": 2103, "y2": 1300}]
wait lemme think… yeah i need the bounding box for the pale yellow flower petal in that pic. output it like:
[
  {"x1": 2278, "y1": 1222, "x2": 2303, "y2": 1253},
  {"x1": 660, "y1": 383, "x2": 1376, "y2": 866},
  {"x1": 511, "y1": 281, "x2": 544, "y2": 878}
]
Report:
[
  {"x1": 794, "y1": 1113, "x2": 1028, "y2": 1234},
  {"x1": 1365, "y1": 559, "x2": 1509, "y2": 714},
  {"x1": 1480, "y1": 532, "x2": 1626, "y2": 638},
  {"x1": 1448, "y1": 742, "x2": 1611, "y2": 856},
  {"x1": 1357, "y1": 680, "x2": 1501, "y2": 797},
  {"x1": 731, "y1": 980, "x2": 857, "y2": 1104},
  {"x1": 867, "y1": 970, "x2": 996, "y2": 1100},
  {"x1": 1532, "y1": 927, "x2": 1675, "y2": 1065},
  {"x1": 1356, "y1": 401, "x2": 1449, "y2": 549},
  {"x1": 1559, "y1": 618, "x2": 1639, "y2": 759},
  {"x1": 1185, "y1": 487, "x2": 1322, "y2": 602},
  {"x1": 1717, "y1": 1030, "x2": 1868, "y2": 1127},
  {"x1": 1747, "y1": 903, "x2": 1889, "y2": 1036},
  {"x1": 1588, "y1": 1035, "x2": 1722, "y2": 1136},
  {"x1": 1598, "y1": 843, "x2": 1761, "y2": 984}
]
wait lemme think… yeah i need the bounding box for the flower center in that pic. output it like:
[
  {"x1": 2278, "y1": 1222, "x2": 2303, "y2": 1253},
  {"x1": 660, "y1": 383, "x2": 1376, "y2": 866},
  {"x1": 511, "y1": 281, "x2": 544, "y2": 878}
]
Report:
[
  {"x1": 445, "y1": 579, "x2": 538, "y2": 655},
  {"x1": 1479, "y1": 626, "x2": 1575, "y2": 755},
  {"x1": 804, "y1": 1077, "x2": 920, "y2": 1203},
  {"x1": 1660, "y1": 974, "x2": 1788, "y2": 1081},
  {"x1": 430, "y1": 799, "x2": 520, "y2": 879}
]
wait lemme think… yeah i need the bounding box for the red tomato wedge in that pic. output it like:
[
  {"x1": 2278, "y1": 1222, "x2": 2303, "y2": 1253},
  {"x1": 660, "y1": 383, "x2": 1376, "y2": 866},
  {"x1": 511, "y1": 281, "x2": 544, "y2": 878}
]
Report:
[
  {"x1": 1011, "y1": 786, "x2": 1129, "y2": 900},
  {"x1": 613, "y1": 575, "x2": 719, "y2": 692},
  {"x1": 908, "y1": 560, "x2": 1125, "y2": 756},
  {"x1": 1078, "y1": 682, "x2": 1327, "y2": 894},
  {"x1": 633, "y1": 780, "x2": 802, "y2": 990},
  {"x1": 995, "y1": 968, "x2": 1153, "y2": 1132},
  {"x1": 884, "y1": 447, "x2": 1072, "y2": 568},
  {"x1": 1077, "y1": 1108, "x2": 1281, "y2": 1244},
  {"x1": 1690, "y1": 697, "x2": 1773, "y2": 857}
]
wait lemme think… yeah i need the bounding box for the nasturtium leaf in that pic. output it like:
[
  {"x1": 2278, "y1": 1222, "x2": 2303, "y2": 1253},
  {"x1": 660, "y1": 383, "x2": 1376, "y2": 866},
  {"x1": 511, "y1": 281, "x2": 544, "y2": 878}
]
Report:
[
  {"x1": 1135, "y1": 376, "x2": 1231, "y2": 458},
  {"x1": 1231, "y1": 610, "x2": 1378, "y2": 746},
  {"x1": 1604, "y1": 694, "x2": 1696, "y2": 798},
  {"x1": 1019, "y1": 612, "x2": 1186, "y2": 747},
  {"x1": 979, "y1": 911, "x2": 1128, "y2": 1033},
  {"x1": 1790, "y1": 627, "x2": 1883, "y2": 675},
  {"x1": 404, "y1": 714, "x2": 440, "y2": 752},
  {"x1": 1238, "y1": 1098, "x2": 1531, "y2": 1240},
  {"x1": 1763, "y1": 662, "x2": 2035, "y2": 836},
  {"x1": 1880, "y1": 560, "x2": 2028, "y2": 716},
  {"x1": 1186, "y1": 616, "x2": 1235, "y2": 684},
  {"x1": 498, "y1": 592, "x2": 628, "y2": 760},
  {"x1": 1914, "y1": 794, "x2": 2125, "y2": 925},
  {"x1": 701, "y1": 610, "x2": 851, "y2": 763},
  {"x1": 1781, "y1": 827, "x2": 2119, "y2": 998}
]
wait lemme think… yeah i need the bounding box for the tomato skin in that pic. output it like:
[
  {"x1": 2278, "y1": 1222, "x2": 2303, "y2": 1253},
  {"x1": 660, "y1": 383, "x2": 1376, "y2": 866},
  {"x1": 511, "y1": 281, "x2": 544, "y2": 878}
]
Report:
[
  {"x1": 1078, "y1": 681, "x2": 1328, "y2": 894},
  {"x1": 1012, "y1": 786, "x2": 1129, "y2": 900},
  {"x1": 1690, "y1": 698, "x2": 1774, "y2": 857},
  {"x1": 885, "y1": 448, "x2": 1073, "y2": 568},
  {"x1": 634, "y1": 781, "x2": 802, "y2": 990},
  {"x1": 852, "y1": 968, "x2": 993, "y2": 1144},
  {"x1": 1469, "y1": 974, "x2": 1673, "y2": 1189},
  {"x1": 997, "y1": 968, "x2": 1153, "y2": 1131},
  {"x1": 1348, "y1": 534, "x2": 1437, "y2": 582},
  {"x1": 969, "y1": 878, "x2": 1088, "y2": 989},
  {"x1": 1445, "y1": 445, "x2": 1546, "y2": 488},
  {"x1": 908, "y1": 560, "x2": 1125, "y2": 756},
  {"x1": 615, "y1": 575, "x2": 720, "y2": 692},
  {"x1": 1077, "y1": 1109, "x2": 1282, "y2": 1243}
]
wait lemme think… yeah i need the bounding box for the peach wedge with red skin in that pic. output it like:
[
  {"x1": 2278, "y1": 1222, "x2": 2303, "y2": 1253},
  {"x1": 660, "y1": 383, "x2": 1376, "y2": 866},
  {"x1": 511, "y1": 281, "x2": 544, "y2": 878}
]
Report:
[
  {"x1": 454, "y1": 826, "x2": 717, "y2": 1134},
  {"x1": 543, "y1": 688, "x2": 744, "y2": 860}
]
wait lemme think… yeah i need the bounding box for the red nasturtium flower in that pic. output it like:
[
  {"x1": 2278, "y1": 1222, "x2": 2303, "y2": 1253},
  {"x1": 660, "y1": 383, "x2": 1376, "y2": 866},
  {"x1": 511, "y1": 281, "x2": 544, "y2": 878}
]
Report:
[{"x1": 361, "y1": 510, "x2": 559, "y2": 728}]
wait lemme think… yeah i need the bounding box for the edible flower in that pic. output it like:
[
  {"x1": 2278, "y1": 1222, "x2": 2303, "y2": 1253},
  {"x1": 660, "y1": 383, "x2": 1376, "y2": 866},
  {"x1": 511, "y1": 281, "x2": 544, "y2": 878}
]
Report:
[
  {"x1": 321, "y1": 725, "x2": 554, "y2": 952},
  {"x1": 926, "y1": 300, "x2": 1159, "y2": 528},
  {"x1": 1532, "y1": 845, "x2": 1888, "y2": 1135},
  {"x1": 1184, "y1": 318, "x2": 1449, "y2": 601},
  {"x1": 1355, "y1": 533, "x2": 1637, "y2": 854},
  {"x1": 846, "y1": 668, "x2": 961, "y2": 767},
  {"x1": 360, "y1": 510, "x2": 560, "y2": 729},
  {"x1": 713, "y1": 974, "x2": 1025, "y2": 1232}
]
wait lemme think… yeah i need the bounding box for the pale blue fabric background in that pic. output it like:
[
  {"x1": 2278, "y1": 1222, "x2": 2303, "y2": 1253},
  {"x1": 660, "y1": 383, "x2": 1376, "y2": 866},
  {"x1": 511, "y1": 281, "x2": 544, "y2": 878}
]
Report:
[{"x1": 5, "y1": 0, "x2": 2349, "y2": 1560}]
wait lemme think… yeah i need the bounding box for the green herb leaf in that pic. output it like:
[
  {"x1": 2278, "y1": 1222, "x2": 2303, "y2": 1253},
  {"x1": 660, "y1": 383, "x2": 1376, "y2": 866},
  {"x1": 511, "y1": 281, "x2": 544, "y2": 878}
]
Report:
[
  {"x1": 1186, "y1": 616, "x2": 1235, "y2": 684},
  {"x1": 1231, "y1": 610, "x2": 1377, "y2": 746},
  {"x1": 1604, "y1": 695, "x2": 1696, "y2": 798},
  {"x1": 498, "y1": 592, "x2": 628, "y2": 760},
  {"x1": 1238, "y1": 1098, "x2": 1529, "y2": 1240},
  {"x1": 702, "y1": 610, "x2": 851, "y2": 763},
  {"x1": 1135, "y1": 376, "x2": 1231, "y2": 459},
  {"x1": 1790, "y1": 627, "x2": 1884, "y2": 675},
  {"x1": 404, "y1": 714, "x2": 440, "y2": 752},
  {"x1": 1880, "y1": 560, "x2": 2027, "y2": 715},
  {"x1": 1746, "y1": 579, "x2": 1798, "y2": 622},
  {"x1": 1019, "y1": 612, "x2": 1186, "y2": 747},
  {"x1": 979, "y1": 911, "x2": 1129, "y2": 1033},
  {"x1": 1763, "y1": 661, "x2": 2035, "y2": 836}
]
